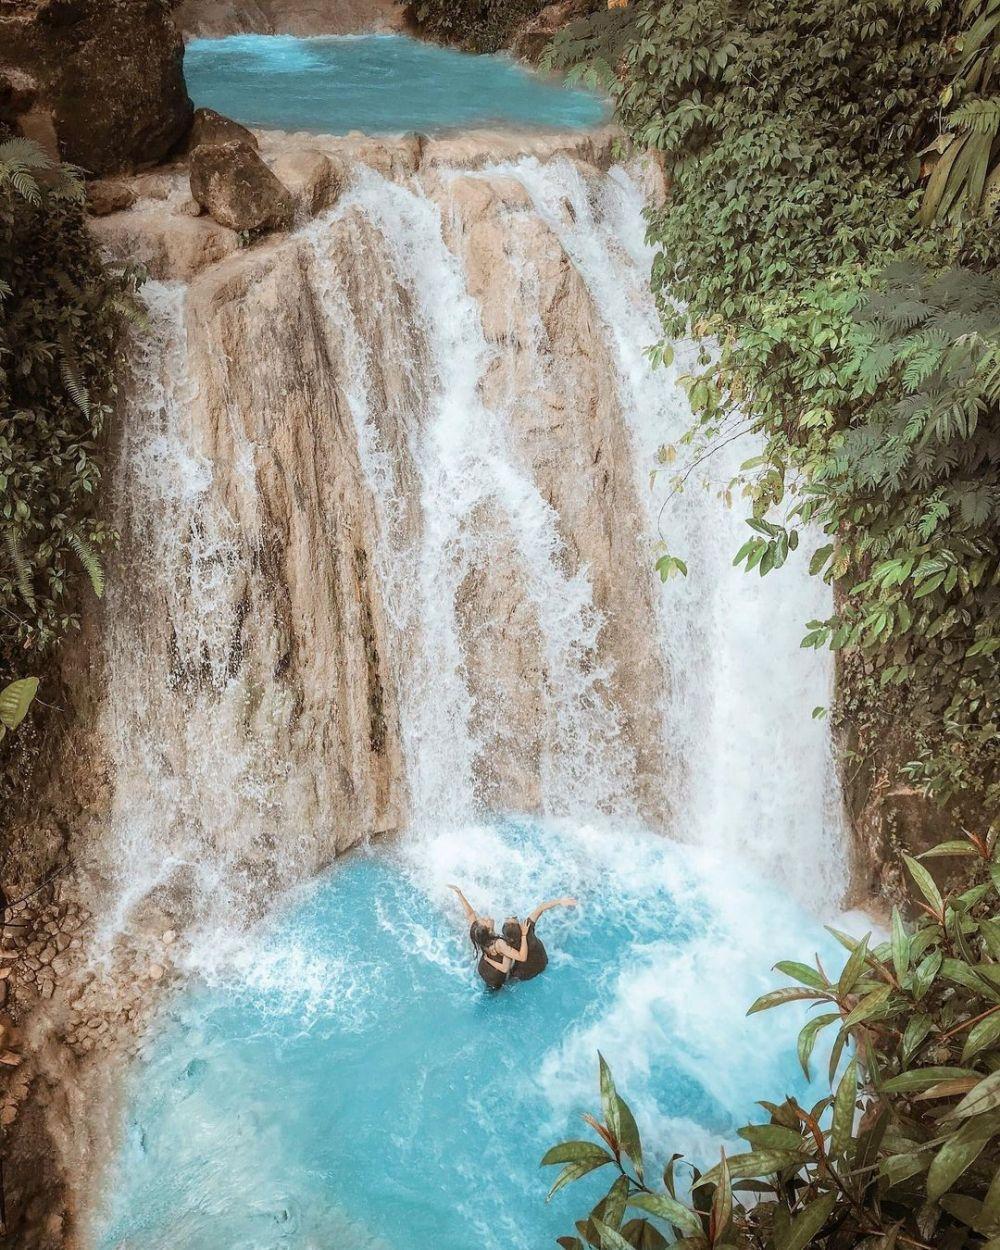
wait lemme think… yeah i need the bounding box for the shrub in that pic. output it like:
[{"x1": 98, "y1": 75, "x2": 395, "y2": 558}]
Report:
[
  {"x1": 0, "y1": 136, "x2": 140, "y2": 670},
  {"x1": 544, "y1": 834, "x2": 1000, "y2": 1248},
  {"x1": 546, "y1": 1, "x2": 1000, "y2": 819}
]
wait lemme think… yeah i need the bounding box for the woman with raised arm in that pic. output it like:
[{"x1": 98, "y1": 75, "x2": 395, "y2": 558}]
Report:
[
  {"x1": 502, "y1": 897, "x2": 577, "y2": 982},
  {"x1": 447, "y1": 884, "x2": 530, "y2": 991}
]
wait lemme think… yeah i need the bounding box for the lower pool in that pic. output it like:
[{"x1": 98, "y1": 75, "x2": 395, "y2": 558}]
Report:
[
  {"x1": 182, "y1": 34, "x2": 609, "y2": 136},
  {"x1": 92, "y1": 820, "x2": 837, "y2": 1250}
]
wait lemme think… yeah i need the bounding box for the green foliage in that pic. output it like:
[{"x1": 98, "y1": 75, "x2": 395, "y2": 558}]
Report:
[
  {"x1": 544, "y1": 833, "x2": 1000, "y2": 1248},
  {"x1": 547, "y1": 0, "x2": 1000, "y2": 817},
  {"x1": 0, "y1": 135, "x2": 139, "y2": 667}
]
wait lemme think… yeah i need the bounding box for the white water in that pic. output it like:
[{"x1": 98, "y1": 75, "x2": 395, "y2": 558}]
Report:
[{"x1": 92, "y1": 150, "x2": 847, "y2": 965}]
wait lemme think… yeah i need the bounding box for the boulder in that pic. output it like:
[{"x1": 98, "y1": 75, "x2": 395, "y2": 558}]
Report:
[
  {"x1": 86, "y1": 177, "x2": 137, "y2": 216},
  {"x1": 0, "y1": 0, "x2": 192, "y2": 176},
  {"x1": 187, "y1": 107, "x2": 258, "y2": 153},
  {"x1": 269, "y1": 148, "x2": 344, "y2": 217},
  {"x1": 190, "y1": 141, "x2": 294, "y2": 233}
]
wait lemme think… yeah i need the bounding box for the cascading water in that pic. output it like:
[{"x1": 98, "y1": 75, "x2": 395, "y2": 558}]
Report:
[{"x1": 84, "y1": 128, "x2": 851, "y2": 1250}]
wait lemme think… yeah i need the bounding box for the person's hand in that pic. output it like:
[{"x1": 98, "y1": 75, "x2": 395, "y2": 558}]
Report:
[
  {"x1": 561, "y1": 897, "x2": 578, "y2": 907},
  {"x1": 447, "y1": 884, "x2": 461, "y2": 893}
]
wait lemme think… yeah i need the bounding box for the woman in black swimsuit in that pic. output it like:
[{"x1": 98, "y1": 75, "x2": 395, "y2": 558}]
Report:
[
  {"x1": 503, "y1": 897, "x2": 577, "y2": 982},
  {"x1": 448, "y1": 886, "x2": 577, "y2": 989}
]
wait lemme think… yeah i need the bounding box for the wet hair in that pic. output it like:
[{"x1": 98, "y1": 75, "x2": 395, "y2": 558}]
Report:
[
  {"x1": 470, "y1": 921, "x2": 498, "y2": 954},
  {"x1": 502, "y1": 919, "x2": 522, "y2": 945}
]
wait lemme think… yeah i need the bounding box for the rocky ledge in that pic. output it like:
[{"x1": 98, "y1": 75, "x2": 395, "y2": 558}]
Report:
[{"x1": 85, "y1": 120, "x2": 625, "y2": 281}]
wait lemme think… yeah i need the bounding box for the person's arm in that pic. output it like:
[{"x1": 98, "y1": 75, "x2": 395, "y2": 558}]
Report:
[
  {"x1": 495, "y1": 926, "x2": 529, "y2": 964},
  {"x1": 447, "y1": 884, "x2": 478, "y2": 927},
  {"x1": 527, "y1": 897, "x2": 578, "y2": 925},
  {"x1": 483, "y1": 953, "x2": 512, "y2": 973}
]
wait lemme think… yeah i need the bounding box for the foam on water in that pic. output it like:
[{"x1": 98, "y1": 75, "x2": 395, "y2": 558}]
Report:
[{"x1": 91, "y1": 819, "x2": 840, "y2": 1250}]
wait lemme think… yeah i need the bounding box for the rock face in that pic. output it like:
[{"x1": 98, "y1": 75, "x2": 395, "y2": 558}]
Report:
[
  {"x1": 189, "y1": 140, "x2": 294, "y2": 231},
  {"x1": 0, "y1": 0, "x2": 192, "y2": 175},
  {"x1": 174, "y1": 0, "x2": 405, "y2": 37}
]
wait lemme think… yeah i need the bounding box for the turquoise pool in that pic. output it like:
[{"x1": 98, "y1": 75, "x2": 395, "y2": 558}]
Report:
[
  {"x1": 92, "y1": 819, "x2": 837, "y2": 1250},
  {"x1": 183, "y1": 35, "x2": 609, "y2": 135}
]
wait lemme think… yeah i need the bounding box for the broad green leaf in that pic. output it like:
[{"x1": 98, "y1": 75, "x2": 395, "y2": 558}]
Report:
[
  {"x1": 951, "y1": 1070, "x2": 1000, "y2": 1120},
  {"x1": 962, "y1": 1010, "x2": 1000, "y2": 1064},
  {"x1": 592, "y1": 1217, "x2": 636, "y2": 1250},
  {"x1": 747, "y1": 987, "x2": 824, "y2": 1015},
  {"x1": 542, "y1": 1141, "x2": 615, "y2": 1167},
  {"x1": 773, "y1": 961, "x2": 828, "y2": 990},
  {"x1": 980, "y1": 1163, "x2": 1000, "y2": 1233},
  {"x1": 738, "y1": 1123, "x2": 806, "y2": 1151},
  {"x1": 927, "y1": 1111, "x2": 1000, "y2": 1200},
  {"x1": 628, "y1": 1193, "x2": 703, "y2": 1238},
  {"x1": 781, "y1": 1190, "x2": 836, "y2": 1250},
  {"x1": 830, "y1": 1058, "x2": 857, "y2": 1159},
  {"x1": 710, "y1": 1150, "x2": 732, "y2": 1242},
  {"x1": 891, "y1": 906, "x2": 910, "y2": 981},
  {"x1": 619, "y1": 1219, "x2": 668, "y2": 1250},
  {"x1": 0, "y1": 677, "x2": 38, "y2": 731},
  {"x1": 881, "y1": 1066, "x2": 979, "y2": 1093},
  {"x1": 842, "y1": 984, "x2": 892, "y2": 1028},
  {"x1": 592, "y1": 1175, "x2": 630, "y2": 1233},
  {"x1": 694, "y1": 1149, "x2": 807, "y2": 1189},
  {"x1": 880, "y1": 1150, "x2": 930, "y2": 1187},
  {"x1": 902, "y1": 1012, "x2": 933, "y2": 1063},
  {"x1": 838, "y1": 934, "x2": 870, "y2": 996},
  {"x1": 797, "y1": 1013, "x2": 839, "y2": 1080},
  {"x1": 547, "y1": 1158, "x2": 614, "y2": 1201},
  {"x1": 616, "y1": 1095, "x2": 644, "y2": 1183},
  {"x1": 919, "y1": 840, "x2": 981, "y2": 859},
  {"x1": 903, "y1": 853, "x2": 943, "y2": 917},
  {"x1": 599, "y1": 1054, "x2": 622, "y2": 1146}
]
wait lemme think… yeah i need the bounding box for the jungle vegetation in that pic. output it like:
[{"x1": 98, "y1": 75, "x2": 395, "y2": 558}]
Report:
[
  {"x1": 0, "y1": 134, "x2": 137, "y2": 676},
  {"x1": 546, "y1": 0, "x2": 1000, "y2": 824}
]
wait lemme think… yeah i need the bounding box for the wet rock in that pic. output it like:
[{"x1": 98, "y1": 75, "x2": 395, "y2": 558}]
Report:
[
  {"x1": 86, "y1": 178, "x2": 138, "y2": 217},
  {"x1": 174, "y1": 197, "x2": 203, "y2": 219},
  {"x1": 270, "y1": 148, "x2": 343, "y2": 217},
  {"x1": 188, "y1": 107, "x2": 258, "y2": 153},
  {"x1": 190, "y1": 141, "x2": 294, "y2": 233}
]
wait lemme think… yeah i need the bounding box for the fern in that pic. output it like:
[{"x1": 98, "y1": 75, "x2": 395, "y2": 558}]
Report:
[
  {"x1": 59, "y1": 348, "x2": 90, "y2": 419},
  {"x1": 67, "y1": 533, "x2": 104, "y2": 600},
  {"x1": 4, "y1": 533, "x2": 36, "y2": 613}
]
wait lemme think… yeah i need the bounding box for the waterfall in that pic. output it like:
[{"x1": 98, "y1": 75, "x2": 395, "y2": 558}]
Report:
[{"x1": 89, "y1": 143, "x2": 847, "y2": 958}]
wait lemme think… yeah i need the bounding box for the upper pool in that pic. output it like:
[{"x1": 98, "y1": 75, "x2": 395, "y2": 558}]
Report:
[{"x1": 183, "y1": 34, "x2": 609, "y2": 136}]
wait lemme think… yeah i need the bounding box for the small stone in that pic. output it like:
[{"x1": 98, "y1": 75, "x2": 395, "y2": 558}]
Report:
[
  {"x1": 161, "y1": 930, "x2": 177, "y2": 945},
  {"x1": 1, "y1": 1104, "x2": 17, "y2": 1126},
  {"x1": 148, "y1": 964, "x2": 164, "y2": 982},
  {"x1": 69, "y1": 937, "x2": 81, "y2": 949},
  {"x1": 40, "y1": 944, "x2": 56, "y2": 965},
  {"x1": 50, "y1": 955, "x2": 72, "y2": 977},
  {"x1": 54, "y1": 934, "x2": 70, "y2": 952},
  {"x1": 174, "y1": 198, "x2": 202, "y2": 219},
  {"x1": 39, "y1": 980, "x2": 54, "y2": 1000}
]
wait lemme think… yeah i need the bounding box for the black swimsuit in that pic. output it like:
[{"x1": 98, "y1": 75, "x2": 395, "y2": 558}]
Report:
[{"x1": 507, "y1": 918, "x2": 548, "y2": 982}]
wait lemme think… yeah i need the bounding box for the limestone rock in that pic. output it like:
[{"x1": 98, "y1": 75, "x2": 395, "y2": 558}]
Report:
[
  {"x1": 0, "y1": 0, "x2": 192, "y2": 176},
  {"x1": 188, "y1": 107, "x2": 258, "y2": 153},
  {"x1": 269, "y1": 148, "x2": 343, "y2": 217},
  {"x1": 190, "y1": 141, "x2": 294, "y2": 233}
]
